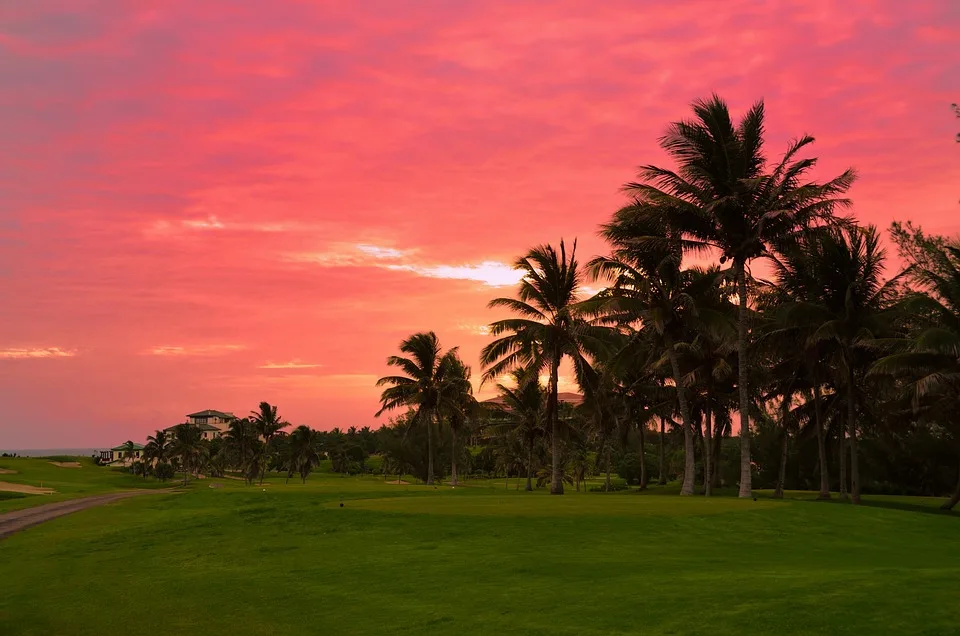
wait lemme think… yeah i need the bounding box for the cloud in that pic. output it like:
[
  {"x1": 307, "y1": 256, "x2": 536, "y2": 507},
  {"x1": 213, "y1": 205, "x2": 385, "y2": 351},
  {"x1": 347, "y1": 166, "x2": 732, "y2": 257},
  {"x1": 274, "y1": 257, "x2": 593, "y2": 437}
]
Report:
[
  {"x1": 457, "y1": 323, "x2": 491, "y2": 336},
  {"x1": 258, "y1": 360, "x2": 323, "y2": 369},
  {"x1": 146, "y1": 344, "x2": 246, "y2": 356},
  {"x1": 0, "y1": 347, "x2": 76, "y2": 360},
  {"x1": 385, "y1": 261, "x2": 524, "y2": 287},
  {"x1": 288, "y1": 244, "x2": 524, "y2": 287}
]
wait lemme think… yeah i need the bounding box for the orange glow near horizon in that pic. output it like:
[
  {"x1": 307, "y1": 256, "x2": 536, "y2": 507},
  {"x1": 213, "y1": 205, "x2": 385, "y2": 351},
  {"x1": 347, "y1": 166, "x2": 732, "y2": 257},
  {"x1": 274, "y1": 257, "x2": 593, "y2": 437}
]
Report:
[{"x1": 0, "y1": 1, "x2": 957, "y2": 448}]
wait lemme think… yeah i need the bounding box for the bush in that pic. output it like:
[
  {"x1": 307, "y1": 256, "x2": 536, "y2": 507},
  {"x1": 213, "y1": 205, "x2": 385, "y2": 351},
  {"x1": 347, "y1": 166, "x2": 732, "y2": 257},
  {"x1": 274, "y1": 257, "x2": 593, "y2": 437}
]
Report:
[
  {"x1": 589, "y1": 481, "x2": 630, "y2": 492},
  {"x1": 155, "y1": 462, "x2": 175, "y2": 481}
]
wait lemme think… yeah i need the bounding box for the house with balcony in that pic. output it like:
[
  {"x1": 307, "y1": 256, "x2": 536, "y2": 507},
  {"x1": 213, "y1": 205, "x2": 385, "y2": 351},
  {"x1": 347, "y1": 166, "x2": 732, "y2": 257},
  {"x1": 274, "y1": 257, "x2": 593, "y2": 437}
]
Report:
[
  {"x1": 99, "y1": 409, "x2": 237, "y2": 463},
  {"x1": 99, "y1": 443, "x2": 144, "y2": 465}
]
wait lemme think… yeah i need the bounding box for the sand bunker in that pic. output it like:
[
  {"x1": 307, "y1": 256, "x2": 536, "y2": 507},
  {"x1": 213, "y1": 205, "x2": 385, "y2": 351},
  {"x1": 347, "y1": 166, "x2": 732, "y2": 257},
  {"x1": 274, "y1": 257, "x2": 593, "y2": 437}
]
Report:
[
  {"x1": 48, "y1": 461, "x2": 81, "y2": 468},
  {"x1": 386, "y1": 479, "x2": 410, "y2": 485},
  {"x1": 0, "y1": 468, "x2": 17, "y2": 475},
  {"x1": 0, "y1": 481, "x2": 55, "y2": 495}
]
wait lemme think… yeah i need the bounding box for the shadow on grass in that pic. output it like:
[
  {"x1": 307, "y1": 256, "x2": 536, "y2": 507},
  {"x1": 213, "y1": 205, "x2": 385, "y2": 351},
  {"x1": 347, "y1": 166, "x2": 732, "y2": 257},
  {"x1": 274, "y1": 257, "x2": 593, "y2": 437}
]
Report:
[{"x1": 853, "y1": 498, "x2": 957, "y2": 517}]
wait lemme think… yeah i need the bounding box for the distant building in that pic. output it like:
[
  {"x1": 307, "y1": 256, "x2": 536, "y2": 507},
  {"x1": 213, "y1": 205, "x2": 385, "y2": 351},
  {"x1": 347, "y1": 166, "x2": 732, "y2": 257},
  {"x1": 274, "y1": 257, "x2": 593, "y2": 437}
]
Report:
[
  {"x1": 99, "y1": 409, "x2": 236, "y2": 464},
  {"x1": 99, "y1": 443, "x2": 144, "y2": 465}
]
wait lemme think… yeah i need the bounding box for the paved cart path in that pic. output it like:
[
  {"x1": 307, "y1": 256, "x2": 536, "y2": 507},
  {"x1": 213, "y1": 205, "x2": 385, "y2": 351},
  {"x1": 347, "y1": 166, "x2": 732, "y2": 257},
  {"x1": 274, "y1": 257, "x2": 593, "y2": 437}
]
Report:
[{"x1": 0, "y1": 490, "x2": 171, "y2": 539}]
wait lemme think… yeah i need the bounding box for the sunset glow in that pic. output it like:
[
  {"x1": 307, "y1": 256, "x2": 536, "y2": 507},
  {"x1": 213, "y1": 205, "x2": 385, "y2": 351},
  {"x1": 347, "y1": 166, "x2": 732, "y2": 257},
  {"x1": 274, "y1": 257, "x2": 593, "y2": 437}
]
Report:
[{"x1": 0, "y1": 1, "x2": 957, "y2": 448}]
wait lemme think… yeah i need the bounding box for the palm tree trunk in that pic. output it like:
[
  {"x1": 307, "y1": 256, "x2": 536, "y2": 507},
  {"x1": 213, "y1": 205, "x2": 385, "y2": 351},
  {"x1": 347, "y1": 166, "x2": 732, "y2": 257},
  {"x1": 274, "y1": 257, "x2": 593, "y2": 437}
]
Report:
[
  {"x1": 658, "y1": 416, "x2": 667, "y2": 485},
  {"x1": 712, "y1": 418, "x2": 725, "y2": 490},
  {"x1": 426, "y1": 410, "x2": 436, "y2": 486},
  {"x1": 525, "y1": 440, "x2": 533, "y2": 492},
  {"x1": 839, "y1": 423, "x2": 847, "y2": 498},
  {"x1": 813, "y1": 381, "x2": 831, "y2": 499},
  {"x1": 736, "y1": 262, "x2": 753, "y2": 498},
  {"x1": 450, "y1": 427, "x2": 458, "y2": 486},
  {"x1": 704, "y1": 392, "x2": 713, "y2": 497},
  {"x1": 638, "y1": 421, "x2": 647, "y2": 490},
  {"x1": 665, "y1": 334, "x2": 696, "y2": 496},
  {"x1": 847, "y1": 361, "x2": 861, "y2": 504},
  {"x1": 548, "y1": 357, "x2": 563, "y2": 495},
  {"x1": 605, "y1": 444, "x2": 612, "y2": 492},
  {"x1": 774, "y1": 392, "x2": 791, "y2": 499},
  {"x1": 941, "y1": 459, "x2": 960, "y2": 511}
]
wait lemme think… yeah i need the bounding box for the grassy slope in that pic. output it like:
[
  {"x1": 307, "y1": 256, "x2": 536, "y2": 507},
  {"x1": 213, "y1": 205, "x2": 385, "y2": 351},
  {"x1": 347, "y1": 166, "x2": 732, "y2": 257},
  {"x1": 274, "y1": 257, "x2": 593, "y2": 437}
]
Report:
[
  {"x1": 0, "y1": 457, "x2": 173, "y2": 512},
  {"x1": 0, "y1": 474, "x2": 958, "y2": 635}
]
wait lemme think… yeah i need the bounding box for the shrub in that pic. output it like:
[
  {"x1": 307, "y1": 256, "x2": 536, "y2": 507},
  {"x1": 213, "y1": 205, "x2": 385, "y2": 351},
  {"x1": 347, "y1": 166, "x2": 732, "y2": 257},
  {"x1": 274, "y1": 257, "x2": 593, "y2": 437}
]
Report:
[
  {"x1": 155, "y1": 462, "x2": 175, "y2": 481},
  {"x1": 589, "y1": 481, "x2": 630, "y2": 492}
]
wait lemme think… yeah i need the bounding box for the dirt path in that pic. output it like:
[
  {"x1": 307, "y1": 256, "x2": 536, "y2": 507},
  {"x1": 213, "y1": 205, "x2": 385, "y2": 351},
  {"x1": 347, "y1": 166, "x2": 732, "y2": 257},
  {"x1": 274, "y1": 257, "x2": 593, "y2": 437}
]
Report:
[{"x1": 0, "y1": 490, "x2": 170, "y2": 540}]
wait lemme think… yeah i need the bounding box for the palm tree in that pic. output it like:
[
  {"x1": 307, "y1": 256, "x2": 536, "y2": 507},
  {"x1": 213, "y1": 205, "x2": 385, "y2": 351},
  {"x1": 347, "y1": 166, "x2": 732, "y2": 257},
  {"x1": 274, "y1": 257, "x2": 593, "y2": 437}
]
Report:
[
  {"x1": 286, "y1": 425, "x2": 320, "y2": 483},
  {"x1": 250, "y1": 402, "x2": 286, "y2": 485},
  {"x1": 788, "y1": 224, "x2": 900, "y2": 504},
  {"x1": 481, "y1": 240, "x2": 606, "y2": 495},
  {"x1": 225, "y1": 417, "x2": 261, "y2": 485},
  {"x1": 871, "y1": 225, "x2": 960, "y2": 509},
  {"x1": 588, "y1": 214, "x2": 729, "y2": 496},
  {"x1": 120, "y1": 440, "x2": 138, "y2": 466},
  {"x1": 170, "y1": 423, "x2": 205, "y2": 486},
  {"x1": 489, "y1": 369, "x2": 545, "y2": 492},
  {"x1": 376, "y1": 332, "x2": 461, "y2": 485},
  {"x1": 443, "y1": 355, "x2": 478, "y2": 486},
  {"x1": 144, "y1": 430, "x2": 169, "y2": 468},
  {"x1": 623, "y1": 95, "x2": 856, "y2": 497}
]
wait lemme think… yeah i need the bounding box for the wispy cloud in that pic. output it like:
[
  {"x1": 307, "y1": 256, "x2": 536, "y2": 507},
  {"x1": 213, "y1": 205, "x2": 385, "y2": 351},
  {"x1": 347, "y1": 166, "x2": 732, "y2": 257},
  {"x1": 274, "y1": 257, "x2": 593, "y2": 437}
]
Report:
[
  {"x1": 259, "y1": 360, "x2": 323, "y2": 369},
  {"x1": 288, "y1": 244, "x2": 523, "y2": 287},
  {"x1": 0, "y1": 347, "x2": 76, "y2": 360},
  {"x1": 386, "y1": 261, "x2": 523, "y2": 287},
  {"x1": 457, "y1": 323, "x2": 491, "y2": 336},
  {"x1": 146, "y1": 344, "x2": 246, "y2": 356}
]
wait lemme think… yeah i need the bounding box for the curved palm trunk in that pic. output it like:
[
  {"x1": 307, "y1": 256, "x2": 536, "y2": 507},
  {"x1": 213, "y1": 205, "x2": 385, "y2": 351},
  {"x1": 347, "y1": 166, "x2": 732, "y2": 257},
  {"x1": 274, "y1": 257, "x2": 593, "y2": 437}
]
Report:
[
  {"x1": 658, "y1": 416, "x2": 667, "y2": 485},
  {"x1": 548, "y1": 357, "x2": 564, "y2": 495},
  {"x1": 450, "y1": 427, "x2": 458, "y2": 486},
  {"x1": 847, "y1": 361, "x2": 861, "y2": 504},
  {"x1": 774, "y1": 391, "x2": 791, "y2": 499},
  {"x1": 813, "y1": 381, "x2": 830, "y2": 499},
  {"x1": 605, "y1": 442, "x2": 612, "y2": 492},
  {"x1": 665, "y1": 335, "x2": 696, "y2": 496},
  {"x1": 704, "y1": 392, "x2": 713, "y2": 497},
  {"x1": 838, "y1": 419, "x2": 847, "y2": 497},
  {"x1": 941, "y1": 459, "x2": 960, "y2": 511},
  {"x1": 638, "y1": 418, "x2": 648, "y2": 490},
  {"x1": 525, "y1": 440, "x2": 533, "y2": 492},
  {"x1": 426, "y1": 410, "x2": 436, "y2": 486},
  {"x1": 736, "y1": 263, "x2": 753, "y2": 498},
  {"x1": 712, "y1": 418, "x2": 726, "y2": 490}
]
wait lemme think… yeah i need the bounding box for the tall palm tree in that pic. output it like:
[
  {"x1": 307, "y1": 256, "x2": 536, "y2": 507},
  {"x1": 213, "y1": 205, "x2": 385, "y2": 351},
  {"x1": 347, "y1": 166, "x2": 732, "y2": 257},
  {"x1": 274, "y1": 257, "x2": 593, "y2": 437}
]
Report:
[
  {"x1": 871, "y1": 226, "x2": 960, "y2": 509},
  {"x1": 250, "y1": 402, "x2": 286, "y2": 485},
  {"x1": 376, "y1": 332, "x2": 461, "y2": 485},
  {"x1": 443, "y1": 355, "x2": 478, "y2": 486},
  {"x1": 786, "y1": 224, "x2": 900, "y2": 504},
  {"x1": 286, "y1": 425, "x2": 321, "y2": 484},
  {"x1": 588, "y1": 214, "x2": 729, "y2": 495},
  {"x1": 622, "y1": 95, "x2": 856, "y2": 497},
  {"x1": 489, "y1": 369, "x2": 545, "y2": 492},
  {"x1": 144, "y1": 430, "x2": 169, "y2": 467},
  {"x1": 170, "y1": 423, "x2": 205, "y2": 486},
  {"x1": 481, "y1": 240, "x2": 607, "y2": 495},
  {"x1": 225, "y1": 417, "x2": 260, "y2": 485},
  {"x1": 120, "y1": 440, "x2": 138, "y2": 466}
]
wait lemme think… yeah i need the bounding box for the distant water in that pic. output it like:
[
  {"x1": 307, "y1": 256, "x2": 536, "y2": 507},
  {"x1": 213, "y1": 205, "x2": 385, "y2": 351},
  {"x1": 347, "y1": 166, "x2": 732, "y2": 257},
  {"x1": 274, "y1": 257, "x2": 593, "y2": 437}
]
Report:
[{"x1": 2, "y1": 448, "x2": 99, "y2": 457}]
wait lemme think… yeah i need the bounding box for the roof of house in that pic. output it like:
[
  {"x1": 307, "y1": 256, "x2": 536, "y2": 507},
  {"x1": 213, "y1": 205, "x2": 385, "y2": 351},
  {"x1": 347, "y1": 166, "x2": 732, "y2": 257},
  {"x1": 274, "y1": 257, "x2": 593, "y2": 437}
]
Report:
[
  {"x1": 163, "y1": 422, "x2": 224, "y2": 433},
  {"x1": 186, "y1": 409, "x2": 234, "y2": 419},
  {"x1": 110, "y1": 443, "x2": 145, "y2": 451}
]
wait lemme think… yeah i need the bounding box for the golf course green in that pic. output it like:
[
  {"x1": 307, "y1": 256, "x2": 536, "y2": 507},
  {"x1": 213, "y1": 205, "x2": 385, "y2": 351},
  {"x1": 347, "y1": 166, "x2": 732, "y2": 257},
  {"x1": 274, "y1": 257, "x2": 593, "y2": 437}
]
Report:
[{"x1": 1, "y1": 459, "x2": 957, "y2": 635}]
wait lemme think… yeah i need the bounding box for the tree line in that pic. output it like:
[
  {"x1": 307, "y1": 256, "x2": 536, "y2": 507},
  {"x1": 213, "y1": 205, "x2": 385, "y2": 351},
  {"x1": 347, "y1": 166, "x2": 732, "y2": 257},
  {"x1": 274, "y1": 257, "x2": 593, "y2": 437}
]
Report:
[{"x1": 375, "y1": 94, "x2": 960, "y2": 509}]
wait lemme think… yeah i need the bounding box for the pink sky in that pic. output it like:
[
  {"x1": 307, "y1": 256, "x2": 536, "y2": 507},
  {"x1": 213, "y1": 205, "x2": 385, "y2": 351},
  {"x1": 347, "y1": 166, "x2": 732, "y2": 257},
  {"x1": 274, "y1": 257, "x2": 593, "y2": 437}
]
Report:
[{"x1": 1, "y1": 1, "x2": 957, "y2": 448}]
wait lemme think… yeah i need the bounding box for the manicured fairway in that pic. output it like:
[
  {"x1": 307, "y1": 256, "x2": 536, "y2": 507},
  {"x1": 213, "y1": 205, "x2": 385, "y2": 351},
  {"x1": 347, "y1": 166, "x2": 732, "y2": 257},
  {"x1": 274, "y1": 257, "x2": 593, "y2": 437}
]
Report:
[
  {"x1": 1, "y1": 469, "x2": 958, "y2": 636},
  {"x1": 0, "y1": 457, "x2": 171, "y2": 513}
]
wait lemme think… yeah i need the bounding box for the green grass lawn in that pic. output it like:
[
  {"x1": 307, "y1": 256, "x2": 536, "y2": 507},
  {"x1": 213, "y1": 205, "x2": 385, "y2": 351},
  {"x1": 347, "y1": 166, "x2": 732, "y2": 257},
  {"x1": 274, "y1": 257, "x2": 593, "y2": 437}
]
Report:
[
  {"x1": 1, "y1": 469, "x2": 958, "y2": 635},
  {"x1": 0, "y1": 456, "x2": 173, "y2": 513}
]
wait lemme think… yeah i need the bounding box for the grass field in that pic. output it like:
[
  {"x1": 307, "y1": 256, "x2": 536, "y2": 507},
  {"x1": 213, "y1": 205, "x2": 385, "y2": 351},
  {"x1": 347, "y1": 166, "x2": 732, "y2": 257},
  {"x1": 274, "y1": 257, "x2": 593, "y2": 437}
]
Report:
[
  {"x1": 0, "y1": 456, "x2": 171, "y2": 513},
  {"x1": 1, "y1": 461, "x2": 958, "y2": 635}
]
